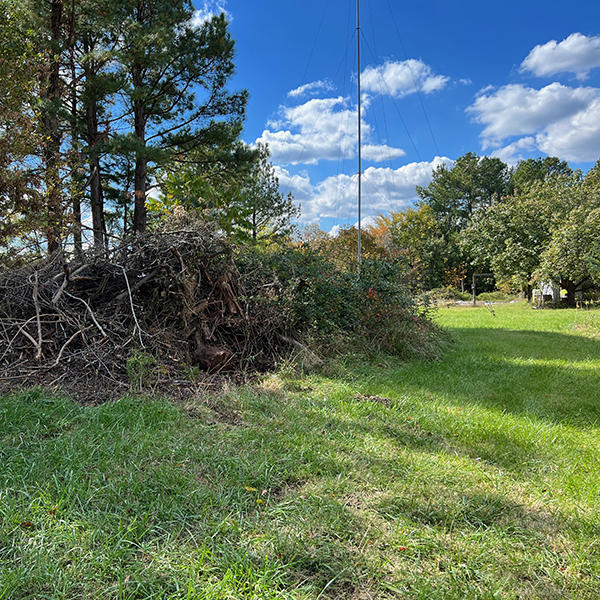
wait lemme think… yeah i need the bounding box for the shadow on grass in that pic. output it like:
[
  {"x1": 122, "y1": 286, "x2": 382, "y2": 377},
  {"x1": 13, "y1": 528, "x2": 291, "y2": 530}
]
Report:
[
  {"x1": 379, "y1": 490, "x2": 524, "y2": 532},
  {"x1": 246, "y1": 404, "x2": 585, "y2": 598},
  {"x1": 383, "y1": 328, "x2": 600, "y2": 429},
  {"x1": 451, "y1": 326, "x2": 600, "y2": 361}
]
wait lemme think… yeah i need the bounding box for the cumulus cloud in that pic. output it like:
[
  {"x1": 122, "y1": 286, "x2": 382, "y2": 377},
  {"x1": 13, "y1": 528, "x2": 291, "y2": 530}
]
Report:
[
  {"x1": 536, "y1": 98, "x2": 600, "y2": 162},
  {"x1": 297, "y1": 157, "x2": 453, "y2": 222},
  {"x1": 361, "y1": 59, "x2": 449, "y2": 98},
  {"x1": 191, "y1": 1, "x2": 231, "y2": 27},
  {"x1": 273, "y1": 166, "x2": 313, "y2": 205},
  {"x1": 257, "y1": 97, "x2": 360, "y2": 165},
  {"x1": 361, "y1": 144, "x2": 406, "y2": 162},
  {"x1": 272, "y1": 154, "x2": 455, "y2": 227},
  {"x1": 468, "y1": 82, "x2": 600, "y2": 162},
  {"x1": 287, "y1": 80, "x2": 335, "y2": 98},
  {"x1": 520, "y1": 33, "x2": 600, "y2": 80},
  {"x1": 257, "y1": 96, "x2": 405, "y2": 166},
  {"x1": 491, "y1": 137, "x2": 537, "y2": 164},
  {"x1": 468, "y1": 83, "x2": 600, "y2": 147}
]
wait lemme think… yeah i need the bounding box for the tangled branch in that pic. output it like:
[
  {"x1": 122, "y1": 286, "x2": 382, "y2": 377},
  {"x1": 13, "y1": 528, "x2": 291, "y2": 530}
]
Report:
[{"x1": 0, "y1": 215, "x2": 293, "y2": 401}]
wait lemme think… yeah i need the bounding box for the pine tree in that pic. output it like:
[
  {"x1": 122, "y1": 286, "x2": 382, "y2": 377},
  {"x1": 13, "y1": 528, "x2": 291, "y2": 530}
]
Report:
[
  {"x1": 0, "y1": 2, "x2": 43, "y2": 253},
  {"x1": 115, "y1": 3, "x2": 247, "y2": 232},
  {"x1": 235, "y1": 145, "x2": 300, "y2": 243}
]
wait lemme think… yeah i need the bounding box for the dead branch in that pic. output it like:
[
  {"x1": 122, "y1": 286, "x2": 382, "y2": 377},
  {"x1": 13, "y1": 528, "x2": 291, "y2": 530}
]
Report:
[
  {"x1": 52, "y1": 264, "x2": 91, "y2": 304},
  {"x1": 52, "y1": 326, "x2": 92, "y2": 367},
  {"x1": 0, "y1": 314, "x2": 59, "y2": 363},
  {"x1": 170, "y1": 246, "x2": 187, "y2": 274},
  {"x1": 33, "y1": 272, "x2": 43, "y2": 361},
  {"x1": 120, "y1": 266, "x2": 144, "y2": 347},
  {"x1": 114, "y1": 268, "x2": 159, "y2": 302},
  {"x1": 0, "y1": 222, "x2": 297, "y2": 400},
  {"x1": 64, "y1": 291, "x2": 107, "y2": 338}
]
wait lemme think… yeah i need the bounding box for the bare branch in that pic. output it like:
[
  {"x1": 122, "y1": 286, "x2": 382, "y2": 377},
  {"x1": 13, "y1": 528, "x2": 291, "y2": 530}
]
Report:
[
  {"x1": 120, "y1": 266, "x2": 144, "y2": 347},
  {"x1": 33, "y1": 272, "x2": 43, "y2": 361},
  {"x1": 64, "y1": 291, "x2": 107, "y2": 338}
]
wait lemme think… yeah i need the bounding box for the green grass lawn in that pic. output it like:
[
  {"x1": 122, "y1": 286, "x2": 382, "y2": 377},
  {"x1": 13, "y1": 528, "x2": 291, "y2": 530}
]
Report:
[{"x1": 1, "y1": 303, "x2": 600, "y2": 599}]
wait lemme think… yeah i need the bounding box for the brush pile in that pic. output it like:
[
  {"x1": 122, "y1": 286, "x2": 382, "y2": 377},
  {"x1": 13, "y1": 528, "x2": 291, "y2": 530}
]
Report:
[{"x1": 0, "y1": 212, "x2": 292, "y2": 401}]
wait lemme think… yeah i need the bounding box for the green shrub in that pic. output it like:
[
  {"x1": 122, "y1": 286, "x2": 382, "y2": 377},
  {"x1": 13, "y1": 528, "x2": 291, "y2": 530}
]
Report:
[
  {"x1": 422, "y1": 287, "x2": 471, "y2": 304},
  {"x1": 237, "y1": 247, "x2": 446, "y2": 361},
  {"x1": 583, "y1": 289, "x2": 600, "y2": 302}
]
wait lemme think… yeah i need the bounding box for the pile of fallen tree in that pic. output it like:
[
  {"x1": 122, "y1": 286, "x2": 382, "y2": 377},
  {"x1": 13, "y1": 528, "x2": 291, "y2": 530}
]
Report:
[{"x1": 0, "y1": 213, "x2": 293, "y2": 401}]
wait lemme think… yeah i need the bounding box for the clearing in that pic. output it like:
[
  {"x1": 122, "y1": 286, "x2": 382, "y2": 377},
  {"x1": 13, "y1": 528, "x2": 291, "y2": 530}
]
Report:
[{"x1": 1, "y1": 303, "x2": 600, "y2": 599}]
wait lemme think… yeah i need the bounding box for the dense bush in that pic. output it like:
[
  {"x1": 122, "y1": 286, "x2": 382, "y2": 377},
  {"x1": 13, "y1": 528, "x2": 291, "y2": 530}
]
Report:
[{"x1": 237, "y1": 246, "x2": 447, "y2": 361}]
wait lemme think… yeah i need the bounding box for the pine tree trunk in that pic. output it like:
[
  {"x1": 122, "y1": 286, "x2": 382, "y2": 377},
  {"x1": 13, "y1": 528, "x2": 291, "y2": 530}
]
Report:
[
  {"x1": 133, "y1": 154, "x2": 147, "y2": 233},
  {"x1": 72, "y1": 196, "x2": 82, "y2": 257},
  {"x1": 83, "y1": 41, "x2": 107, "y2": 251},
  {"x1": 132, "y1": 63, "x2": 147, "y2": 233},
  {"x1": 43, "y1": 0, "x2": 64, "y2": 255},
  {"x1": 86, "y1": 102, "x2": 107, "y2": 250},
  {"x1": 70, "y1": 48, "x2": 82, "y2": 258}
]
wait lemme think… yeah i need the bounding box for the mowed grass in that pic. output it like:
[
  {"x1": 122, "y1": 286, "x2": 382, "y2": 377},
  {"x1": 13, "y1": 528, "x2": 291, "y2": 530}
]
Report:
[{"x1": 1, "y1": 303, "x2": 600, "y2": 599}]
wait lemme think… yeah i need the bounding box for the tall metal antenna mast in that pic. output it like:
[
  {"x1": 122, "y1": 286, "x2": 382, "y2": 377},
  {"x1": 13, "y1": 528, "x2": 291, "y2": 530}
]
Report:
[{"x1": 356, "y1": 0, "x2": 362, "y2": 270}]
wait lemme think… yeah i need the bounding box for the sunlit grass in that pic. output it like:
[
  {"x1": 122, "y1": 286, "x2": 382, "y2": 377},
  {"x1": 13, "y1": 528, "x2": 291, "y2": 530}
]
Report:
[{"x1": 1, "y1": 303, "x2": 600, "y2": 598}]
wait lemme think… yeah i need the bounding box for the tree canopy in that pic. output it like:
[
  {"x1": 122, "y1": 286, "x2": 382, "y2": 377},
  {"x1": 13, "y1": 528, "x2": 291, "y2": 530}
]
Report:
[
  {"x1": 0, "y1": 0, "x2": 258, "y2": 258},
  {"x1": 159, "y1": 143, "x2": 300, "y2": 243},
  {"x1": 416, "y1": 152, "x2": 511, "y2": 233},
  {"x1": 462, "y1": 162, "x2": 600, "y2": 304}
]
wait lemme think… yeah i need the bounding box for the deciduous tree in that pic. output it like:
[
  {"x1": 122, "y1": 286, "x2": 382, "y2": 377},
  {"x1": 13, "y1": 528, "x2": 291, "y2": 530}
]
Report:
[
  {"x1": 461, "y1": 167, "x2": 593, "y2": 303},
  {"x1": 374, "y1": 206, "x2": 445, "y2": 289}
]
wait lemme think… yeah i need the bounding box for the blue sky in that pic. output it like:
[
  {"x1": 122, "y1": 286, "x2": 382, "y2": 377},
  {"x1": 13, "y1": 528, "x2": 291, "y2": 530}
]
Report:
[{"x1": 193, "y1": 0, "x2": 600, "y2": 231}]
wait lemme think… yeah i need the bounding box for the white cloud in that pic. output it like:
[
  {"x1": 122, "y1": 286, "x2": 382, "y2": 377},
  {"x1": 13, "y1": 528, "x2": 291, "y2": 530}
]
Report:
[
  {"x1": 298, "y1": 157, "x2": 453, "y2": 222},
  {"x1": 257, "y1": 96, "x2": 406, "y2": 166},
  {"x1": 362, "y1": 144, "x2": 406, "y2": 162},
  {"x1": 288, "y1": 80, "x2": 335, "y2": 98},
  {"x1": 361, "y1": 59, "x2": 449, "y2": 98},
  {"x1": 191, "y1": 1, "x2": 231, "y2": 27},
  {"x1": 536, "y1": 98, "x2": 600, "y2": 162},
  {"x1": 468, "y1": 82, "x2": 600, "y2": 162},
  {"x1": 257, "y1": 96, "x2": 360, "y2": 165},
  {"x1": 520, "y1": 33, "x2": 600, "y2": 80},
  {"x1": 468, "y1": 82, "x2": 600, "y2": 148},
  {"x1": 359, "y1": 215, "x2": 377, "y2": 229},
  {"x1": 273, "y1": 166, "x2": 313, "y2": 205},
  {"x1": 491, "y1": 137, "x2": 536, "y2": 164}
]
